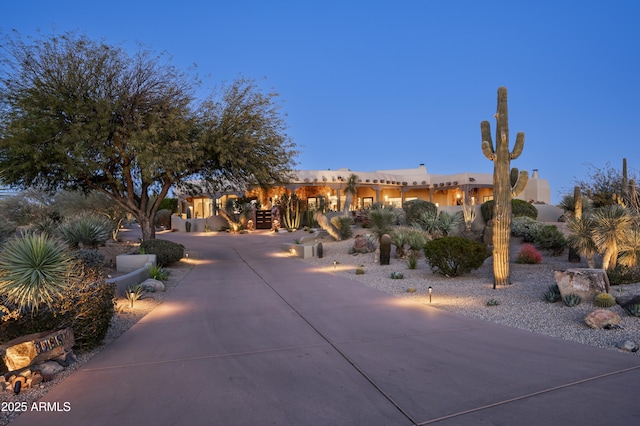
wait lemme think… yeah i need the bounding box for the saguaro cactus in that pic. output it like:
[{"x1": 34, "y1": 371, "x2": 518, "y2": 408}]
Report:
[{"x1": 481, "y1": 87, "x2": 528, "y2": 287}]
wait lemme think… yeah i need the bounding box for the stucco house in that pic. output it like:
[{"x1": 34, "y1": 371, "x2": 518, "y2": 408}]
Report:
[{"x1": 173, "y1": 164, "x2": 550, "y2": 230}]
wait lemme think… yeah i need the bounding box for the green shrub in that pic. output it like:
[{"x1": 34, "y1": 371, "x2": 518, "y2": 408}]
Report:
[
  {"x1": 0, "y1": 269, "x2": 115, "y2": 351},
  {"x1": 158, "y1": 197, "x2": 179, "y2": 213},
  {"x1": 486, "y1": 299, "x2": 500, "y2": 306},
  {"x1": 403, "y1": 199, "x2": 437, "y2": 226},
  {"x1": 607, "y1": 265, "x2": 640, "y2": 285},
  {"x1": 390, "y1": 271, "x2": 404, "y2": 279},
  {"x1": 330, "y1": 215, "x2": 354, "y2": 240},
  {"x1": 355, "y1": 266, "x2": 365, "y2": 275},
  {"x1": 423, "y1": 237, "x2": 488, "y2": 277},
  {"x1": 57, "y1": 212, "x2": 115, "y2": 248},
  {"x1": 511, "y1": 216, "x2": 543, "y2": 242},
  {"x1": 155, "y1": 209, "x2": 173, "y2": 229},
  {"x1": 481, "y1": 199, "x2": 538, "y2": 222},
  {"x1": 73, "y1": 249, "x2": 106, "y2": 271},
  {"x1": 406, "y1": 253, "x2": 418, "y2": 269},
  {"x1": 534, "y1": 225, "x2": 567, "y2": 256},
  {"x1": 139, "y1": 239, "x2": 184, "y2": 266}
]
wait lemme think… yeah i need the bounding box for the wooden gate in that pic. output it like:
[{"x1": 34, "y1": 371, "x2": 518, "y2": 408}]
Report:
[{"x1": 255, "y1": 210, "x2": 272, "y2": 229}]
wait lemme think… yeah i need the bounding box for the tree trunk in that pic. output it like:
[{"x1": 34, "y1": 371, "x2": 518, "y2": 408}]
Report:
[{"x1": 138, "y1": 215, "x2": 156, "y2": 241}]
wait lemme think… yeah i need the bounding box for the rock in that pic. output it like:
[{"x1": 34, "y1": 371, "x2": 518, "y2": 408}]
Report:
[
  {"x1": 352, "y1": 234, "x2": 375, "y2": 254},
  {"x1": 0, "y1": 328, "x2": 74, "y2": 372},
  {"x1": 616, "y1": 340, "x2": 639, "y2": 352},
  {"x1": 554, "y1": 268, "x2": 610, "y2": 302},
  {"x1": 584, "y1": 309, "x2": 622, "y2": 329},
  {"x1": 615, "y1": 293, "x2": 640, "y2": 308},
  {"x1": 35, "y1": 360, "x2": 64, "y2": 378},
  {"x1": 53, "y1": 350, "x2": 77, "y2": 367},
  {"x1": 141, "y1": 278, "x2": 165, "y2": 292}
]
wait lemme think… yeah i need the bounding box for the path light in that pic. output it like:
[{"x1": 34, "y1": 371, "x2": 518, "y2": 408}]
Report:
[
  {"x1": 428, "y1": 286, "x2": 433, "y2": 303},
  {"x1": 333, "y1": 260, "x2": 337, "y2": 270},
  {"x1": 130, "y1": 290, "x2": 135, "y2": 308}
]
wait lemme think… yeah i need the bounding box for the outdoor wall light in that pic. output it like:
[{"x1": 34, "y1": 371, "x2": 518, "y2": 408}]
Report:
[{"x1": 428, "y1": 286, "x2": 433, "y2": 303}]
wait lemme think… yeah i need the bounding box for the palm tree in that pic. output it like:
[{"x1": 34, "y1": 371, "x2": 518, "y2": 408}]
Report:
[
  {"x1": 591, "y1": 204, "x2": 633, "y2": 270},
  {"x1": 342, "y1": 174, "x2": 359, "y2": 214}
]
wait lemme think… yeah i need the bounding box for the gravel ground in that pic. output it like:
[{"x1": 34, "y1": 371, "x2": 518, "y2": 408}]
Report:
[
  {"x1": 0, "y1": 261, "x2": 194, "y2": 426},
  {"x1": 299, "y1": 235, "x2": 640, "y2": 357}
]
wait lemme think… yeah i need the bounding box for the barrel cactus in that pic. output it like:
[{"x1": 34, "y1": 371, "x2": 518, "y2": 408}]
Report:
[{"x1": 593, "y1": 293, "x2": 616, "y2": 308}]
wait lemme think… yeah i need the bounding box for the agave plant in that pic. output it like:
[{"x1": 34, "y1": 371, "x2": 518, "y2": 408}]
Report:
[
  {"x1": 0, "y1": 233, "x2": 74, "y2": 310},
  {"x1": 57, "y1": 212, "x2": 115, "y2": 248}
]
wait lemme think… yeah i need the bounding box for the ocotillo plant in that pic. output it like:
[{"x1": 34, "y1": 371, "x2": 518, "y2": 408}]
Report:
[{"x1": 481, "y1": 87, "x2": 528, "y2": 287}]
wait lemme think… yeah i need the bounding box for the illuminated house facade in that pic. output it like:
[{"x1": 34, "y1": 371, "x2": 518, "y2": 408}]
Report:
[{"x1": 175, "y1": 164, "x2": 550, "y2": 220}]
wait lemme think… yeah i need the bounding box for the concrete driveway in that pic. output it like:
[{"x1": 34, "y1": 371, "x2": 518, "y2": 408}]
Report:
[{"x1": 9, "y1": 230, "x2": 640, "y2": 425}]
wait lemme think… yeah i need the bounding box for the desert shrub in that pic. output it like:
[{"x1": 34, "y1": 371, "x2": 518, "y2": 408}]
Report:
[
  {"x1": 139, "y1": 239, "x2": 184, "y2": 265},
  {"x1": 423, "y1": 236, "x2": 488, "y2": 277},
  {"x1": 155, "y1": 209, "x2": 173, "y2": 229},
  {"x1": 73, "y1": 249, "x2": 105, "y2": 271},
  {"x1": 511, "y1": 216, "x2": 544, "y2": 242},
  {"x1": 515, "y1": 243, "x2": 542, "y2": 264},
  {"x1": 481, "y1": 199, "x2": 538, "y2": 222},
  {"x1": 607, "y1": 265, "x2": 640, "y2": 285},
  {"x1": 158, "y1": 197, "x2": 179, "y2": 213},
  {"x1": 403, "y1": 200, "x2": 437, "y2": 226},
  {"x1": 0, "y1": 233, "x2": 73, "y2": 310},
  {"x1": 330, "y1": 215, "x2": 354, "y2": 240},
  {"x1": 0, "y1": 268, "x2": 115, "y2": 351},
  {"x1": 534, "y1": 224, "x2": 567, "y2": 255},
  {"x1": 57, "y1": 212, "x2": 115, "y2": 248}
]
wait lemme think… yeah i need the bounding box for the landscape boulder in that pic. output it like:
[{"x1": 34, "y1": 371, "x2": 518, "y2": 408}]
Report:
[
  {"x1": 615, "y1": 293, "x2": 640, "y2": 309},
  {"x1": 140, "y1": 278, "x2": 166, "y2": 292},
  {"x1": 554, "y1": 268, "x2": 610, "y2": 302},
  {"x1": 0, "y1": 328, "x2": 74, "y2": 373},
  {"x1": 352, "y1": 234, "x2": 375, "y2": 254},
  {"x1": 584, "y1": 309, "x2": 621, "y2": 329}
]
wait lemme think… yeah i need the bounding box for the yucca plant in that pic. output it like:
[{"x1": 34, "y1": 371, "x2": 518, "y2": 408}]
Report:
[
  {"x1": 0, "y1": 233, "x2": 74, "y2": 310},
  {"x1": 368, "y1": 205, "x2": 397, "y2": 241},
  {"x1": 566, "y1": 216, "x2": 598, "y2": 268},
  {"x1": 591, "y1": 204, "x2": 633, "y2": 270},
  {"x1": 57, "y1": 212, "x2": 115, "y2": 248}
]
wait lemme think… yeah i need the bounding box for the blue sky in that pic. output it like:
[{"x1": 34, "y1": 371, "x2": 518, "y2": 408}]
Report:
[{"x1": 2, "y1": 1, "x2": 639, "y2": 204}]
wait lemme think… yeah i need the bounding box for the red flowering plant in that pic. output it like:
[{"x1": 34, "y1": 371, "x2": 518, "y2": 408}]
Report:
[{"x1": 515, "y1": 243, "x2": 542, "y2": 264}]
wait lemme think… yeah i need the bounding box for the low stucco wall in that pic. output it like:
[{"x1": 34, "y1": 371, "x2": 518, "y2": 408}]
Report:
[{"x1": 171, "y1": 216, "x2": 228, "y2": 232}]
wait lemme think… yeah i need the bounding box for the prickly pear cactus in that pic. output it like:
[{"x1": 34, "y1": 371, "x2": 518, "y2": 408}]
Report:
[{"x1": 481, "y1": 87, "x2": 528, "y2": 287}]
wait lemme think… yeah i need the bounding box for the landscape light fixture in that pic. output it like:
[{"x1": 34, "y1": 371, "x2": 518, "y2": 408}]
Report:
[
  {"x1": 428, "y1": 286, "x2": 432, "y2": 303},
  {"x1": 130, "y1": 291, "x2": 135, "y2": 308},
  {"x1": 333, "y1": 260, "x2": 337, "y2": 270}
]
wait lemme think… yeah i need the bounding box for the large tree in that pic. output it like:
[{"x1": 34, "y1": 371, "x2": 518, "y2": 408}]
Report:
[{"x1": 0, "y1": 32, "x2": 296, "y2": 239}]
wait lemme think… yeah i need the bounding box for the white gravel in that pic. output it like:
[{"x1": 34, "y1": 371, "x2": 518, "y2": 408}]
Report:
[{"x1": 300, "y1": 236, "x2": 640, "y2": 357}]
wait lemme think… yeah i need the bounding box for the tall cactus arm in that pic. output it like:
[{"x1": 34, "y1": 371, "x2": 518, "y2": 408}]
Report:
[
  {"x1": 511, "y1": 169, "x2": 529, "y2": 196},
  {"x1": 481, "y1": 121, "x2": 495, "y2": 160},
  {"x1": 510, "y1": 132, "x2": 525, "y2": 160}
]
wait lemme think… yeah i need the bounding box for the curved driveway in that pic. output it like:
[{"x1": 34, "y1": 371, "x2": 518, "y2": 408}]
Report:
[{"x1": 10, "y1": 230, "x2": 640, "y2": 425}]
